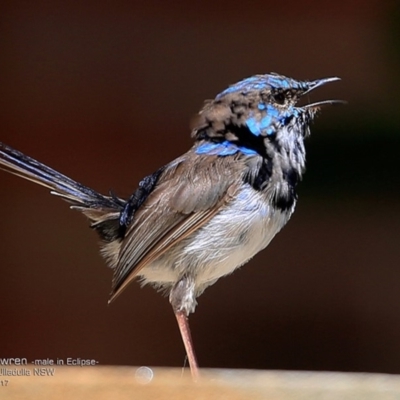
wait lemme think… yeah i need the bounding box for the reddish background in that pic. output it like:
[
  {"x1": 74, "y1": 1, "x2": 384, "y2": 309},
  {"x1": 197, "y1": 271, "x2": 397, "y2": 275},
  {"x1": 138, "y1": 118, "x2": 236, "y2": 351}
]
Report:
[{"x1": 1, "y1": 0, "x2": 400, "y2": 373}]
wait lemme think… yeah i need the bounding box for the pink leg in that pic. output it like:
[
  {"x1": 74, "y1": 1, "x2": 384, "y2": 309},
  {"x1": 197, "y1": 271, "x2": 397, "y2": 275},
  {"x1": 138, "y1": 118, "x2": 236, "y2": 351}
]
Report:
[{"x1": 174, "y1": 310, "x2": 200, "y2": 381}]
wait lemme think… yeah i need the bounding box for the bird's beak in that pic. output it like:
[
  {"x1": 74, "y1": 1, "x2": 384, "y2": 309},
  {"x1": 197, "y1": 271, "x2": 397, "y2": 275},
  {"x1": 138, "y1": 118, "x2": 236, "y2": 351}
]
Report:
[
  {"x1": 303, "y1": 77, "x2": 341, "y2": 95},
  {"x1": 302, "y1": 77, "x2": 345, "y2": 110}
]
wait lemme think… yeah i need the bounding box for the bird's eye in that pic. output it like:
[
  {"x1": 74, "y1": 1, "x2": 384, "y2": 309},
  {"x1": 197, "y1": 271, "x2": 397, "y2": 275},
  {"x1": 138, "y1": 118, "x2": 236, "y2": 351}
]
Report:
[{"x1": 273, "y1": 92, "x2": 286, "y2": 105}]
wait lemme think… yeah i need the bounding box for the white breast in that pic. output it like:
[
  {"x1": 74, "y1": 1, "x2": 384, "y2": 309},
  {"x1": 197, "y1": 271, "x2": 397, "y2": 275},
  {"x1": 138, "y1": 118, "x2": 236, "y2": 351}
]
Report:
[{"x1": 139, "y1": 184, "x2": 293, "y2": 295}]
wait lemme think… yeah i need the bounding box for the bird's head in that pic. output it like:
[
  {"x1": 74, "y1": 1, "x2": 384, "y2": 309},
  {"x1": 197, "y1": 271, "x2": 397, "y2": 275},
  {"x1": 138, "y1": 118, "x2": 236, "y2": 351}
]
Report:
[{"x1": 192, "y1": 73, "x2": 341, "y2": 157}]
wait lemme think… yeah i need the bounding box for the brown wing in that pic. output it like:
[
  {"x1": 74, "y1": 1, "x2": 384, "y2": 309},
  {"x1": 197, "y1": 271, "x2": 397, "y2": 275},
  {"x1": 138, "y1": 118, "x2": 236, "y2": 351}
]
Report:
[{"x1": 109, "y1": 152, "x2": 244, "y2": 302}]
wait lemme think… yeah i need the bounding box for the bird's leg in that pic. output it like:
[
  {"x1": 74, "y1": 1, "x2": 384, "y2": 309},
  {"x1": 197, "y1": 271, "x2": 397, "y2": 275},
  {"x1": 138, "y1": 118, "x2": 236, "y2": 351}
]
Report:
[
  {"x1": 174, "y1": 310, "x2": 199, "y2": 380},
  {"x1": 169, "y1": 277, "x2": 199, "y2": 381}
]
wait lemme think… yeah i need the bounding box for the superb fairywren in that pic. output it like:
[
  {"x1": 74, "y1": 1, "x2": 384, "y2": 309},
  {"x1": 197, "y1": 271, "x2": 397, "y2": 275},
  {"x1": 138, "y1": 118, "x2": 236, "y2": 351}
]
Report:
[{"x1": 0, "y1": 73, "x2": 341, "y2": 379}]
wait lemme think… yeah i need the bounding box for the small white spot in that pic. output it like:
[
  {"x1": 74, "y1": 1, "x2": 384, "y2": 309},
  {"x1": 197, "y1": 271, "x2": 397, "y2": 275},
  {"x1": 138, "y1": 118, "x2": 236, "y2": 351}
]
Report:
[{"x1": 135, "y1": 366, "x2": 154, "y2": 384}]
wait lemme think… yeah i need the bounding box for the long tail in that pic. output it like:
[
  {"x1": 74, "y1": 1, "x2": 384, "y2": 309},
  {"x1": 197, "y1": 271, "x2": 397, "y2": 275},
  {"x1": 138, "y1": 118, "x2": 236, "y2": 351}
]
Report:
[{"x1": 0, "y1": 142, "x2": 125, "y2": 243}]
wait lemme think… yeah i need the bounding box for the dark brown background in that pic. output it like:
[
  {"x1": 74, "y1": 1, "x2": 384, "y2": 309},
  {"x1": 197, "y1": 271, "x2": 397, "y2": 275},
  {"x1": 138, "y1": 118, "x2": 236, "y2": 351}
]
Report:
[{"x1": 1, "y1": 0, "x2": 400, "y2": 373}]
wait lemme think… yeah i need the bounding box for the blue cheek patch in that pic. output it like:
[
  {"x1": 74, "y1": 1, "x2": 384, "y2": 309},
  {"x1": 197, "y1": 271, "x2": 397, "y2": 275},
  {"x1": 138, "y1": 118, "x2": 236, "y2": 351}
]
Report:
[
  {"x1": 266, "y1": 126, "x2": 275, "y2": 135},
  {"x1": 246, "y1": 104, "x2": 283, "y2": 136},
  {"x1": 195, "y1": 141, "x2": 257, "y2": 156},
  {"x1": 246, "y1": 116, "x2": 261, "y2": 136}
]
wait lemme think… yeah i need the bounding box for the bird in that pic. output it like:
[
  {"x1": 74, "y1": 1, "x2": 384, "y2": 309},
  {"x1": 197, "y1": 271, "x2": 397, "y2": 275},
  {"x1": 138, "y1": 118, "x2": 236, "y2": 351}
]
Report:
[{"x1": 0, "y1": 73, "x2": 341, "y2": 380}]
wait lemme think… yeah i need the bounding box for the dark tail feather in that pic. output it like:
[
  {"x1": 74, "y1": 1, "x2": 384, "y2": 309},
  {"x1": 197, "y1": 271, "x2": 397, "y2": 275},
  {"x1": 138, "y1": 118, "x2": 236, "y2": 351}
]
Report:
[
  {"x1": 0, "y1": 142, "x2": 125, "y2": 242},
  {"x1": 0, "y1": 142, "x2": 116, "y2": 207}
]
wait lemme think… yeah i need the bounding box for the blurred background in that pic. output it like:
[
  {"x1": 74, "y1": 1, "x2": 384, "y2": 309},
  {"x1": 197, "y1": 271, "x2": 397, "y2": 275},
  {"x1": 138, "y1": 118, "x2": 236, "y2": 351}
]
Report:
[{"x1": 0, "y1": 0, "x2": 399, "y2": 374}]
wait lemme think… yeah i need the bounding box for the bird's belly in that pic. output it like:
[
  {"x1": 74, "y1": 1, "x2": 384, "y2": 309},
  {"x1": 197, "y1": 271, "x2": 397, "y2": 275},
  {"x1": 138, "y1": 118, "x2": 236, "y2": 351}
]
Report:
[{"x1": 140, "y1": 186, "x2": 292, "y2": 292}]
